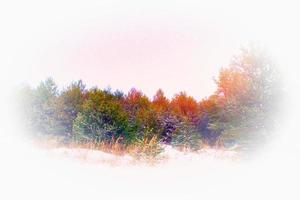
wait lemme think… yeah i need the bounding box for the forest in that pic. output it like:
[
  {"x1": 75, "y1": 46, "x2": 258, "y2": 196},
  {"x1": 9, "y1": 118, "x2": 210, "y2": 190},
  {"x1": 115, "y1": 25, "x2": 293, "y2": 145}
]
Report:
[{"x1": 18, "y1": 45, "x2": 281, "y2": 157}]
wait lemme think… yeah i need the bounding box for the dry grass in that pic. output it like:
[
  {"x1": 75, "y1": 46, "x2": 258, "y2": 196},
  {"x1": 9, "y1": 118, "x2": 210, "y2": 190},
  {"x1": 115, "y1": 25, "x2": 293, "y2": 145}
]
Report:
[
  {"x1": 32, "y1": 135, "x2": 240, "y2": 166},
  {"x1": 34, "y1": 135, "x2": 164, "y2": 164}
]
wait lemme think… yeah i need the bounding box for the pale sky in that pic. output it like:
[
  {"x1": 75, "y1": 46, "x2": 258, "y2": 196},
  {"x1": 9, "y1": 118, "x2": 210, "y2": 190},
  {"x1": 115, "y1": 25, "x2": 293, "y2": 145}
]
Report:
[{"x1": 1, "y1": 0, "x2": 299, "y2": 100}]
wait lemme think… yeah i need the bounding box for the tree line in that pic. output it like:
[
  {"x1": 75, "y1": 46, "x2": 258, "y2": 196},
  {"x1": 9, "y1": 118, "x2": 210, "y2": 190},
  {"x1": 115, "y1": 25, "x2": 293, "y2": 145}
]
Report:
[{"x1": 18, "y1": 45, "x2": 281, "y2": 153}]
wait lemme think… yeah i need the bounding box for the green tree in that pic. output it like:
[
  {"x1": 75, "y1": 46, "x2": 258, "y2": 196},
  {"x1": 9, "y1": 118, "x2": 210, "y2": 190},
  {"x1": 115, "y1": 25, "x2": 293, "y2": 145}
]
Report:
[
  {"x1": 171, "y1": 120, "x2": 202, "y2": 151},
  {"x1": 73, "y1": 88, "x2": 133, "y2": 144}
]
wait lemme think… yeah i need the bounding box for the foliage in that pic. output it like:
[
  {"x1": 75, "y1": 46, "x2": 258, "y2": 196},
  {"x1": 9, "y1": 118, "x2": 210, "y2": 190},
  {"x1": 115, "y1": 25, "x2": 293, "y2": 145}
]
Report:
[
  {"x1": 122, "y1": 88, "x2": 160, "y2": 140},
  {"x1": 171, "y1": 120, "x2": 202, "y2": 151},
  {"x1": 211, "y1": 44, "x2": 281, "y2": 148},
  {"x1": 28, "y1": 78, "x2": 66, "y2": 136},
  {"x1": 17, "y1": 44, "x2": 281, "y2": 155},
  {"x1": 72, "y1": 88, "x2": 132, "y2": 144},
  {"x1": 55, "y1": 80, "x2": 86, "y2": 138},
  {"x1": 170, "y1": 92, "x2": 200, "y2": 123}
]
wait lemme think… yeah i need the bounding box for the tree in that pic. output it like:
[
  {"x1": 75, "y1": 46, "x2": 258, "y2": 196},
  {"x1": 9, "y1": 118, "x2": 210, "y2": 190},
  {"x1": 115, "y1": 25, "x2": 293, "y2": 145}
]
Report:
[
  {"x1": 171, "y1": 120, "x2": 202, "y2": 151},
  {"x1": 30, "y1": 78, "x2": 67, "y2": 136},
  {"x1": 35, "y1": 78, "x2": 58, "y2": 103},
  {"x1": 170, "y1": 92, "x2": 199, "y2": 123},
  {"x1": 55, "y1": 80, "x2": 86, "y2": 138},
  {"x1": 122, "y1": 88, "x2": 160, "y2": 139},
  {"x1": 214, "y1": 44, "x2": 281, "y2": 148},
  {"x1": 152, "y1": 89, "x2": 169, "y2": 114},
  {"x1": 73, "y1": 88, "x2": 132, "y2": 143},
  {"x1": 197, "y1": 95, "x2": 225, "y2": 146}
]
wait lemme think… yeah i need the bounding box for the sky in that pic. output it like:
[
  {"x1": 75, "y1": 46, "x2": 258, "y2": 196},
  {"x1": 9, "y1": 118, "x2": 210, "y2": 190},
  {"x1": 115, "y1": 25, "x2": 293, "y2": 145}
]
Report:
[{"x1": 2, "y1": 0, "x2": 298, "y2": 100}]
